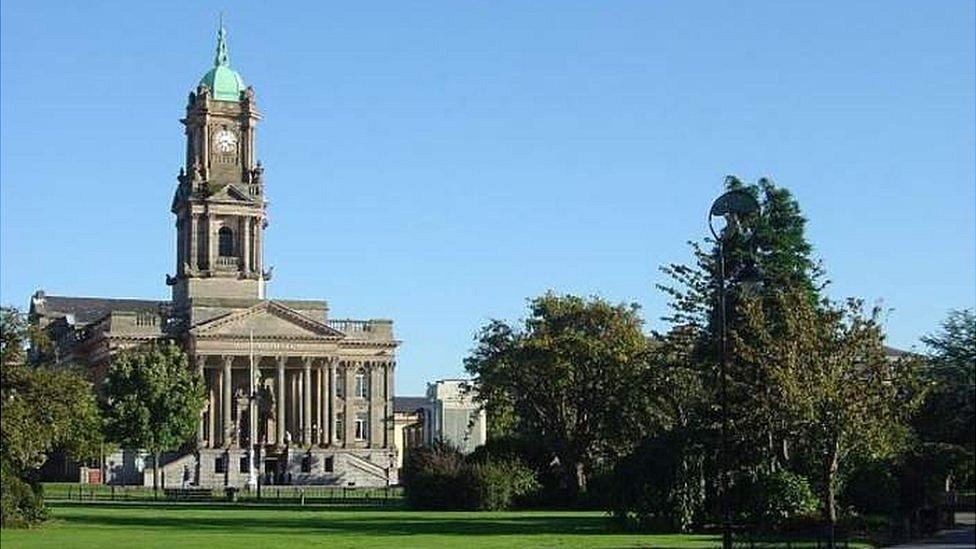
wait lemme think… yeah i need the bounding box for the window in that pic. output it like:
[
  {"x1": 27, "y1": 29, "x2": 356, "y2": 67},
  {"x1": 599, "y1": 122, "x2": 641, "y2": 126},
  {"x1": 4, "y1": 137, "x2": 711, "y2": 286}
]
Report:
[
  {"x1": 335, "y1": 371, "x2": 345, "y2": 398},
  {"x1": 218, "y1": 226, "x2": 234, "y2": 256},
  {"x1": 355, "y1": 371, "x2": 368, "y2": 398},
  {"x1": 239, "y1": 456, "x2": 249, "y2": 473},
  {"x1": 335, "y1": 413, "x2": 344, "y2": 441},
  {"x1": 301, "y1": 454, "x2": 311, "y2": 473},
  {"x1": 355, "y1": 413, "x2": 368, "y2": 441},
  {"x1": 324, "y1": 456, "x2": 334, "y2": 473},
  {"x1": 214, "y1": 457, "x2": 226, "y2": 474}
]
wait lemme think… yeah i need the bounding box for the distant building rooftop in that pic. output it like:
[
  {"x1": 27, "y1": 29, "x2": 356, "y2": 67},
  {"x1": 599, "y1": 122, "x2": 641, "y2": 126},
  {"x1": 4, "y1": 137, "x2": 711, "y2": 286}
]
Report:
[
  {"x1": 394, "y1": 396, "x2": 428, "y2": 413},
  {"x1": 31, "y1": 292, "x2": 167, "y2": 325}
]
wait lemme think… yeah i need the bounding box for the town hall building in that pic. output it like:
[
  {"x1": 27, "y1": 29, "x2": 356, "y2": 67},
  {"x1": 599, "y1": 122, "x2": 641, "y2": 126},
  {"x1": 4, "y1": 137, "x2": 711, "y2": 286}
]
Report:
[{"x1": 29, "y1": 25, "x2": 400, "y2": 488}]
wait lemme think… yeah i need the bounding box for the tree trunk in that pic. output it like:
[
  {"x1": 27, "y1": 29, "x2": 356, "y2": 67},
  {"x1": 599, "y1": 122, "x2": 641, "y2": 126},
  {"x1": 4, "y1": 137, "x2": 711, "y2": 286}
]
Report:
[
  {"x1": 558, "y1": 454, "x2": 586, "y2": 499},
  {"x1": 575, "y1": 461, "x2": 587, "y2": 494},
  {"x1": 154, "y1": 451, "x2": 160, "y2": 500},
  {"x1": 823, "y1": 441, "x2": 839, "y2": 549}
]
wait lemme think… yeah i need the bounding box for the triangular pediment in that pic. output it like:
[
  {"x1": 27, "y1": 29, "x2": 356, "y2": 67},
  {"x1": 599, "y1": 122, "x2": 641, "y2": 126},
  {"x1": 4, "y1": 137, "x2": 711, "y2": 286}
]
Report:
[{"x1": 190, "y1": 301, "x2": 344, "y2": 339}]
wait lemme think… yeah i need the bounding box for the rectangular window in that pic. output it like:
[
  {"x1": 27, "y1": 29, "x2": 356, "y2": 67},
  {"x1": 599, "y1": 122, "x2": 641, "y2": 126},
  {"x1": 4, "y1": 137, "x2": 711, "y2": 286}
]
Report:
[
  {"x1": 355, "y1": 372, "x2": 368, "y2": 398},
  {"x1": 324, "y1": 456, "x2": 334, "y2": 473},
  {"x1": 335, "y1": 413, "x2": 344, "y2": 441},
  {"x1": 239, "y1": 456, "x2": 249, "y2": 473},
  {"x1": 355, "y1": 413, "x2": 368, "y2": 440},
  {"x1": 214, "y1": 457, "x2": 226, "y2": 474},
  {"x1": 301, "y1": 455, "x2": 311, "y2": 473},
  {"x1": 336, "y1": 371, "x2": 345, "y2": 398}
]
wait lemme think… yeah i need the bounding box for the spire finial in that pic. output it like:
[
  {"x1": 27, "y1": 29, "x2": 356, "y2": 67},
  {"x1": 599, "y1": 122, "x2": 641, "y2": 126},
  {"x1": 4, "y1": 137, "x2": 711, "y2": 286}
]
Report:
[{"x1": 214, "y1": 13, "x2": 230, "y2": 67}]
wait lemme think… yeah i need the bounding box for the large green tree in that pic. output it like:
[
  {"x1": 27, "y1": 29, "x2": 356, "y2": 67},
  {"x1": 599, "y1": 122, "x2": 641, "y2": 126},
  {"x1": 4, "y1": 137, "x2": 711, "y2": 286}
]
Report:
[
  {"x1": 1, "y1": 307, "x2": 103, "y2": 527},
  {"x1": 102, "y1": 342, "x2": 205, "y2": 496},
  {"x1": 464, "y1": 293, "x2": 651, "y2": 496},
  {"x1": 735, "y1": 292, "x2": 921, "y2": 545},
  {"x1": 658, "y1": 177, "x2": 827, "y2": 475}
]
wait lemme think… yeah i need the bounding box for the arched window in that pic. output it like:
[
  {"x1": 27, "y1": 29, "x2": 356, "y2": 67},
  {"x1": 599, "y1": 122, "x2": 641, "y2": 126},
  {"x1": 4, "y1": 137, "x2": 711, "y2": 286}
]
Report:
[{"x1": 218, "y1": 227, "x2": 234, "y2": 256}]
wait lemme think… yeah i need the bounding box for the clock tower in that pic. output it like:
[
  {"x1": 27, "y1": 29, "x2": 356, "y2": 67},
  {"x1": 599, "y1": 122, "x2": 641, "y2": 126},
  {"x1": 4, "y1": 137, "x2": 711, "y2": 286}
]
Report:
[{"x1": 169, "y1": 24, "x2": 268, "y2": 311}]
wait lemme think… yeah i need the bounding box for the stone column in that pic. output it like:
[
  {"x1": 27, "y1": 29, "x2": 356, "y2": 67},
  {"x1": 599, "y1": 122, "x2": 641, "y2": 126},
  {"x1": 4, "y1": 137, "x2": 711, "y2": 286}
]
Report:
[
  {"x1": 302, "y1": 358, "x2": 312, "y2": 445},
  {"x1": 384, "y1": 361, "x2": 393, "y2": 448},
  {"x1": 176, "y1": 218, "x2": 184, "y2": 275},
  {"x1": 290, "y1": 372, "x2": 298, "y2": 441},
  {"x1": 276, "y1": 356, "x2": 286, "y2": 447},
  {"x1": 207, "y1": 369, "x2": 216, "y2": 448},
  {"x1": 207, "y1": 211, "x2": 217, "y2": 271},
  {"x1": 369, "y1": 362, "x2": 381, "y2": 448},
  {"x1": 222, "y1": 356, "x2": 233, "y2": 448},
  {"x1": 240, "y1": 216, "x2": 251, "y2": 274},
  {"x1": 189, "y1": 213, "x2": 199, "y2": 272},
  {"x1": 344, "y1": 361, "x2": 356, "y2": 445},
  {"x1": 327, "y1": 358, "x2": 336, "y2": 446},
  {"x1": 318, "y1": 360, "x2": 326, "y2": 447},
  {"x1": 390, "y1": 362, "x2": 397, "y2": 448},
  {"x1": 255, "y1": 219, "x2": 264, "y2": 272},
  {"x1": 196, "y1": 355, "x2": 205, "y2": 446}
]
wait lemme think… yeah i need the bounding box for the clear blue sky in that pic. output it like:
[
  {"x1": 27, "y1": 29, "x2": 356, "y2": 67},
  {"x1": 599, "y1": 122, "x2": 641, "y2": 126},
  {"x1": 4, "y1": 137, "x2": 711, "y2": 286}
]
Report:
[{"x1": 2, "y1": 1, "x2": 973, "y2": 395}]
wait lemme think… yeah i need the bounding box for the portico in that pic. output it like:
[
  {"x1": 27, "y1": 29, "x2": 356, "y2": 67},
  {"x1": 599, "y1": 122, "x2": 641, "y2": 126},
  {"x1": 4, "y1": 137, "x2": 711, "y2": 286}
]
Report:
[{"x1": 185, "y1": 301, "x2": 397, "y2": 487}]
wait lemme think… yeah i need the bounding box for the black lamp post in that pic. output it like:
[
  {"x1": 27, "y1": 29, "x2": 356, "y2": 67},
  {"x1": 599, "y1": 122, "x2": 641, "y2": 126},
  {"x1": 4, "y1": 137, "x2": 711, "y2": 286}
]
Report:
[{"x1": 708, "y1": 189, "x2": 760, "y2": 549}]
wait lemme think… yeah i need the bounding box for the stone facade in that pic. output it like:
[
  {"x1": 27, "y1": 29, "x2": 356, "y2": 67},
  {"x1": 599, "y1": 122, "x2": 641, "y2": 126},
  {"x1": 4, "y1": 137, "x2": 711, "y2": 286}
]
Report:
[
  {"x1": 29, "y1": 25, "x2": 399, "y2": 488},
  {"x1": 392, "y1": 380, "x2": 487, "y2": 471}
]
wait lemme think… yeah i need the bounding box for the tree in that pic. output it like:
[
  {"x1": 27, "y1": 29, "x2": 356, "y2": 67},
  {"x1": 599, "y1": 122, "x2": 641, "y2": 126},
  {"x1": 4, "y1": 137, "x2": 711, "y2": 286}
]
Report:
[
  {"x1": 658, "y1": 176, "x2": 826, "y2": 473},
  {"x1": 915, "y1": 309, "x2": 975, "y2": 453},
  {"x1": 735, "y1": 292, "x2": 921, "y2": 546},
  {"x1": 464, "y1": 293, "x2": 651, "y2": 497},
  {"x1": 102, "y1": 342, "x2": 205, "y2": 496},
  {"x1": 1, "y1": 307, "x2": 103, "y2": 527}
]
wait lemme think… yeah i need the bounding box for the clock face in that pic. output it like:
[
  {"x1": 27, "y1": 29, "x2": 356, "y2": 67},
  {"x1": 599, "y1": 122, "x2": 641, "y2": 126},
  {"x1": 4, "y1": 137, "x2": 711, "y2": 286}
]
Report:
[{"x1": 215, "y1": 129, "x2": 237, "y2": 153}]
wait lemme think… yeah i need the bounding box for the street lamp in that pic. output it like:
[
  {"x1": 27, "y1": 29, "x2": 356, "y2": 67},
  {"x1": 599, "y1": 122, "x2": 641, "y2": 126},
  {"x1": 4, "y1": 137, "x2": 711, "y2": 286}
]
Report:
[{"x1": 708, "y1": 188, "x2": 760, "y2": 549}]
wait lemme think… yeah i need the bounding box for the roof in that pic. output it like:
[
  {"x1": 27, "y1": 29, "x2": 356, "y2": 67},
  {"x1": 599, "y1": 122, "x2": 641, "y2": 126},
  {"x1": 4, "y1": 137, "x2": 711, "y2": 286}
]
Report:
[
  {"x1": 394, "y1": 396, "x2": 428, "y2": 413},
  {"x1": 884, "y1": 345, "x2": 911, "y2": 358},
  {"x1": 199, "y1": 24, "x2": 245, "y2": 102},
  {"x1": 31, "y1": 293, "x2": 167, "y2": 324}
]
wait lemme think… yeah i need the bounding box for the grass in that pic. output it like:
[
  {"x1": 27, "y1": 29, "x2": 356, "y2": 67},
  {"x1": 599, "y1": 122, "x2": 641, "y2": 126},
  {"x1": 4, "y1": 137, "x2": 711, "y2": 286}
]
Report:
[
  {"x1": 0, "y1": 503, "x2": 712, "y2": 548},
  {"x1": 0, "y1": 503, "x2": 876, "y2": 548}
]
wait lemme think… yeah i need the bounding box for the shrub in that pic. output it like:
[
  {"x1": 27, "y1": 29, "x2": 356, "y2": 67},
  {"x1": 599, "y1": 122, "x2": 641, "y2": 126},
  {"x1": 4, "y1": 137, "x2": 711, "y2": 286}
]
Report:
[
  {"x1": 732, "y1": 469, "x2": 819, "y2": 526},
  {"x1": 402, "y1": 442, "x2": 466, "y2": 510},
  {"x1": 608, "y1": 433, "x2": 706, "y2": 532},
  {"x1": 841, "y1": 459, "x2": 899, "y2": 515},
  {"x1": 463, "y1": 458, "x2": 539, "y2": 511},
  {"x1": 403, "y1": 442, "x2": 538, "y2": 510},
  {"x1": 1, "y1": 464, "x2": 46, "y2": 528}
]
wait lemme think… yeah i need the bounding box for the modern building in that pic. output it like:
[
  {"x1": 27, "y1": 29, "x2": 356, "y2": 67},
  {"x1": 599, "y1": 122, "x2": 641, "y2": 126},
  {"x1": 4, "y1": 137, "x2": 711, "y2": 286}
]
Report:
[
  {"x1": 29, "y1": 25, "x2": 400, "y2": 488},
  {"x1": 392, "y1": 379, "x2": 487, "y2": 470}
]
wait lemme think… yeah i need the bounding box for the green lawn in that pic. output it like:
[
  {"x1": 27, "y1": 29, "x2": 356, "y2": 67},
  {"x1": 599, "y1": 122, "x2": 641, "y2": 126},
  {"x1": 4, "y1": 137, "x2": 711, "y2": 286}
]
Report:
[
  {"x1": 1, "y1": 503, "x2": 874, "y2": 548},
  {"x1": 1, "y1": 503, "x2": 719, "y2": 548}
]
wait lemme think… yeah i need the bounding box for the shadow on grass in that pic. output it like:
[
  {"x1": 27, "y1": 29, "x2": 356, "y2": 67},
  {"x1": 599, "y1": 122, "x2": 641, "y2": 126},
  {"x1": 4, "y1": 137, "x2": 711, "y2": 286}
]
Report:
[{"x1": 49, "y1": 503, "x2": 616, "y2": 538}]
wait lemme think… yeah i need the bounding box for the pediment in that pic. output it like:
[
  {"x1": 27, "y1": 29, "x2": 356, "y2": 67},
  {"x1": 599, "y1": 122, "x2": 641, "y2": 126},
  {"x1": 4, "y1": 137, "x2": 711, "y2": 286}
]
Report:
[
  {"x1": 190, "y1": 301, "x2": 344, "y2": 339},
  {"x1": 209, "y1": 183, "x2": 260, "y2": 204}
]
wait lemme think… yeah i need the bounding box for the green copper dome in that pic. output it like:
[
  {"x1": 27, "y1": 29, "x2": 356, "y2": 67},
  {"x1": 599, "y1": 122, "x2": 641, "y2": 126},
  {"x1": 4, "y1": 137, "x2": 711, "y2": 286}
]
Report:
[{"x1": 198, "y1": 24, "x2": 245, "y2": 102}]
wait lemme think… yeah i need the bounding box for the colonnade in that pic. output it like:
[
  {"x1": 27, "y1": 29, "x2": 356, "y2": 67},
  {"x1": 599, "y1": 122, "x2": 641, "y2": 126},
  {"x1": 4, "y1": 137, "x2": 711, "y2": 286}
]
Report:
[{"x1": 195, "y1": 354, "x2": 394, "y2": 450}]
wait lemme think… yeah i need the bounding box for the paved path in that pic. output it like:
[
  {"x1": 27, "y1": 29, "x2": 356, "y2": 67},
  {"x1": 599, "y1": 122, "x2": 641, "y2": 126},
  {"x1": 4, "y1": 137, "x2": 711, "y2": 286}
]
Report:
[{"x1": 885, "y1": 513, "x2": 975, "y2": 548}]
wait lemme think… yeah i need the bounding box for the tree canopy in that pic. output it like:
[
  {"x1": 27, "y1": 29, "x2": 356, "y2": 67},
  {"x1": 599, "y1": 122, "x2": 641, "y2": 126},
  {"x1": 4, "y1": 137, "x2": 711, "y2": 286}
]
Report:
[
  {"x1": 915, "y1": 309, "x2": 975, "y2": 452},
  {"x1": 102, "y1": 342, "x2": 205, "y2": 493},
  {"x1": 464, "y1": 293, "x2": 651, "y2": 496},
  {"x1": 1, "y1": 307, "x2": 103, "y2": 527},
  {"x1": 735, "y1": 292, "x2": 922, "y2": 538}
]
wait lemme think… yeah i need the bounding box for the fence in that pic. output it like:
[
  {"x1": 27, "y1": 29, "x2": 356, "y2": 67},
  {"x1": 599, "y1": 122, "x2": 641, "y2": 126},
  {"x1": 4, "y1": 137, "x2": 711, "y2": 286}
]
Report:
[{"x1": 42, "y1": 482, "x2": 404, "y2": 506}]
